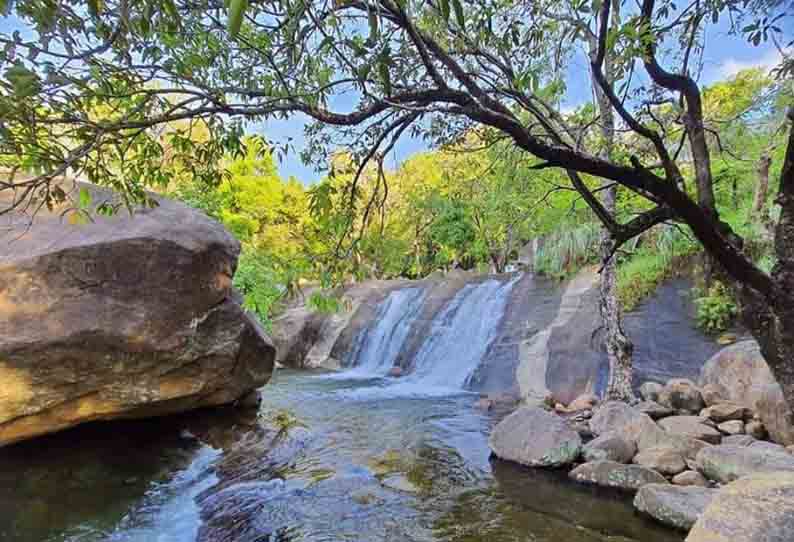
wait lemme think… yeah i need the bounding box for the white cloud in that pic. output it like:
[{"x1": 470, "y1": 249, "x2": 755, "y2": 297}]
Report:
[{"x1": 718, "y1": 47, "x2": 788, "y2": 79}]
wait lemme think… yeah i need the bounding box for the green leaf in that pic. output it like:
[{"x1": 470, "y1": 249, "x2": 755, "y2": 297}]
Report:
[
  {"x1": 228, "y1": 0, "x2": 248, "y2": 37},
  {"x1": 451, "y1": 0, "x2": 464, "y2": 27},
  {"x1": 439, "y1": 0, "x2": 450, "y2": 22},
  {"x1": 78, "y1": 187, "x2": 92, "y2": 209}
]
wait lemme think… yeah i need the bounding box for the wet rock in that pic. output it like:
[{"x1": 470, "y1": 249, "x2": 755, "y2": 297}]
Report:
[
  {"x1": 634, "y1": 446, "x2": 687, "y2": 476},
  {"x1": 722, "y1": 434, "x2": 756, "y2": 447},
  {"x1": 701, "y1": 402, "x2": 752, "y2": 423},
  {"x1": 696, "y1": 444, "x2": 794, "y2": 484},
  {"x1": 659, "y1": 416, "x2": 722, "y2": 444},
  {"x1": 745, "y1": 420, "x2": 767, "y2": 440},
  {"x1": 569, "y1": 460, "x2": 668, "y2": 491},
  {"x1": 686, "y1": 472, "x2": 794, "y2": 542},
  {"x1": 672, "y1": 470, "x2": 708, "y2": 487},
  {"x1": 699, "y1": 340, "x2": 794, "y2": 446},
  {"x1": 582, "y1": 432, "x2": 636, "y2": 464},
  {"x1": 489, "y1": 407, "x2": 581, "y2": 468},
  {"x1": 658, "y1": 379, "x2": 704, "y2": 414},
  {"x1": 636, "y1": 401, "x2": 674, "y2": 420},
  {"x1": 640, "y1": 382, "x2": 664, "y2": 403},
  {"x1": 0, "y1": 182, "x2": 275, "y2": 447},
  {"x1": 387, "y1": 366, "x2": 404, "y2": 378},
  {"x1": 634, "y1": 484, "x2": 716, "y2": 530},
  {"x1": 717, "y1": 420, "x2": 744, "y2": 435}
]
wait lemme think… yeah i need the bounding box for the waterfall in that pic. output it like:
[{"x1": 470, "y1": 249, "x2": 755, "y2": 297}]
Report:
[
  {"x1": 404, "y1": 277, "x2": 519, "y2": 389},
  {"x1": 346, "y1": 286, "x2": 426, "y2": 377}
]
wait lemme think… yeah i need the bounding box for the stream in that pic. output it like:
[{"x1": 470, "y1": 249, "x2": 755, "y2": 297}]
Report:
[{"x1": 0, "y1": 368, "x2": 681, "y2": 542}]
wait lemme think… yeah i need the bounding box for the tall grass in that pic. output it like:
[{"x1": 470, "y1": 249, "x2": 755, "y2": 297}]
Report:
[{"x1": 534, "y1": 222, "x2": 602, "y2": 278}]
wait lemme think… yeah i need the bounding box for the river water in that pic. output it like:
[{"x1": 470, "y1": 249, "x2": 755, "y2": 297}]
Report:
[{"x1": 0, "y1": 368, "x2": 681, "y2": 542}]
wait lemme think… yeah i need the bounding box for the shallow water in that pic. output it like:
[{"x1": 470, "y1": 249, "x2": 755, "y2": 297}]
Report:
[{"x1": 0, "y1": 370, "x2": 682, "y2": 542}]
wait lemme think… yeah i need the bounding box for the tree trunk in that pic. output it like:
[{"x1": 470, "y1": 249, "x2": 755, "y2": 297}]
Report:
[
  {"x1": 589, "y1": 10, "x2": 635, "y2": 402},
  {"x1": 752, "y1": 152, "x2": 772, "y2": 222},
  {"x1": 600, "y1": 185, "x2": 636, "y2": 401}
]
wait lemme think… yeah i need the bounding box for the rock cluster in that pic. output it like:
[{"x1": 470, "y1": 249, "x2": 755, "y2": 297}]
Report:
[{"x1": 489, "y1": 347, "x2": 794, "y2": 538}]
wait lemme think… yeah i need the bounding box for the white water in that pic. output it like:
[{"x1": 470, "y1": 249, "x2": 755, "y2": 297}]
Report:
[
  {"x1": 338, "y1": 277, "x2": 519, "y2": 398},
  {"x1": 405, "y1": 277, "x2": 518, "y2": 389},
  {"x1": 343, "y1": 286, "x2": 426, "y2": 377}
]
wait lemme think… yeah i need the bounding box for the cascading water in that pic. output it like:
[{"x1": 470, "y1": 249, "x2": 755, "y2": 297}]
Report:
[
  {"x1": 404, "y1": 277, "x2": 519, "y2": 389},
  {"x1": 345, "y1": 286, "x2": 426, "y2": 377},
  {"x1": 340, "y1": 276, "x2": 520, "y2": 396}
]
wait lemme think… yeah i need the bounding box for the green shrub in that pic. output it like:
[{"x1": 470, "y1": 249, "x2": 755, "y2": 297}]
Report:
[
  {"x1": 233, "y1": 250, "x2": 285, "y2": 331},
  {"x1": 694, "y1": 282, "x2": 737, "y2": 334}
]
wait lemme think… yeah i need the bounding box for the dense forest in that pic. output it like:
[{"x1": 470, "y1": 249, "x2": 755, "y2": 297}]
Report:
[{"x1": 163, "y1": 67, "x2": 790, "y2": 335}]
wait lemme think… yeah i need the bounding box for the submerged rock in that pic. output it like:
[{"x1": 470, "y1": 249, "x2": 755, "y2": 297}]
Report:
[
  {"x1": 0, "y1": 183, "x2": 275, "y2": 446},
  {"x1": 686, "y1": 472, "x2": 794, "y2": 542},
  {"x1": 634, "y1": 484, "x2": 716, "y2": 531},
  {"x1": 489, "y1": 407, "x2": 581, "y2": 467},
  {"x1": 696, "y1": 444, "x2": 794, "y2": 483},
  {"x1": 569, "y1": 460, "x2": 667, "y2": 491}
]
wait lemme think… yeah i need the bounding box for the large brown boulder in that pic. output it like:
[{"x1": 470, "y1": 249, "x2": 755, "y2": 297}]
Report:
[
  {"x1": 699, "y1": 340, "x2": 794, "y2": 445},
  {"x1": 686, "y1": 472, "x2": 794, "y2": 542},
  {"x1": 0, "y1": 183, "x2": 275, "y2": 446}
]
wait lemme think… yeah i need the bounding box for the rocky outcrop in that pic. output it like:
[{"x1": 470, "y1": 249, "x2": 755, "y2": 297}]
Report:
[
  {"x1": 0, "y1": 183, "x2": 275, "y2": 446},
  {"x1": 695, "y1": 444, "x2": 794, "y2": 483},
  {"x1": 699, "y1": 340, "x2": 794, "y2": 445},
  {"x1": 686, "y1": 472, "x2": 794, "y2": 542},
  {"x1": 634, "y1": 484, "x2": 716, "y2": 531},
  {"x1": 569, "y1": 460, "x2": 667, "y2": 491},
  {"x1": 489, "y1": 407, "x2": 581, "y2": 467}
]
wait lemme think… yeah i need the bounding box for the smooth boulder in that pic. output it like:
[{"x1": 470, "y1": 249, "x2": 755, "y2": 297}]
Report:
[
  {"x1": 489, "y1": 407, "x2": 581, "y2": 467},
  {"x1": 696, "y1": 444, "x2": 794, "y2": 483},
  {"x1": 634, "y1": 484, "x2": 716, "y2": 530},
  {"x1": 569, "y1": 460, "x2": 667, "y2": 491},
  {"x1": 686, "y1": 472, "x2": 794, "y2": 542},
  {"x1": 0, "y1": 183, "x2": 275, "y2": 446},
  {"x1": 699, "y1": 340, "x2": 794, "y2": 445}
]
